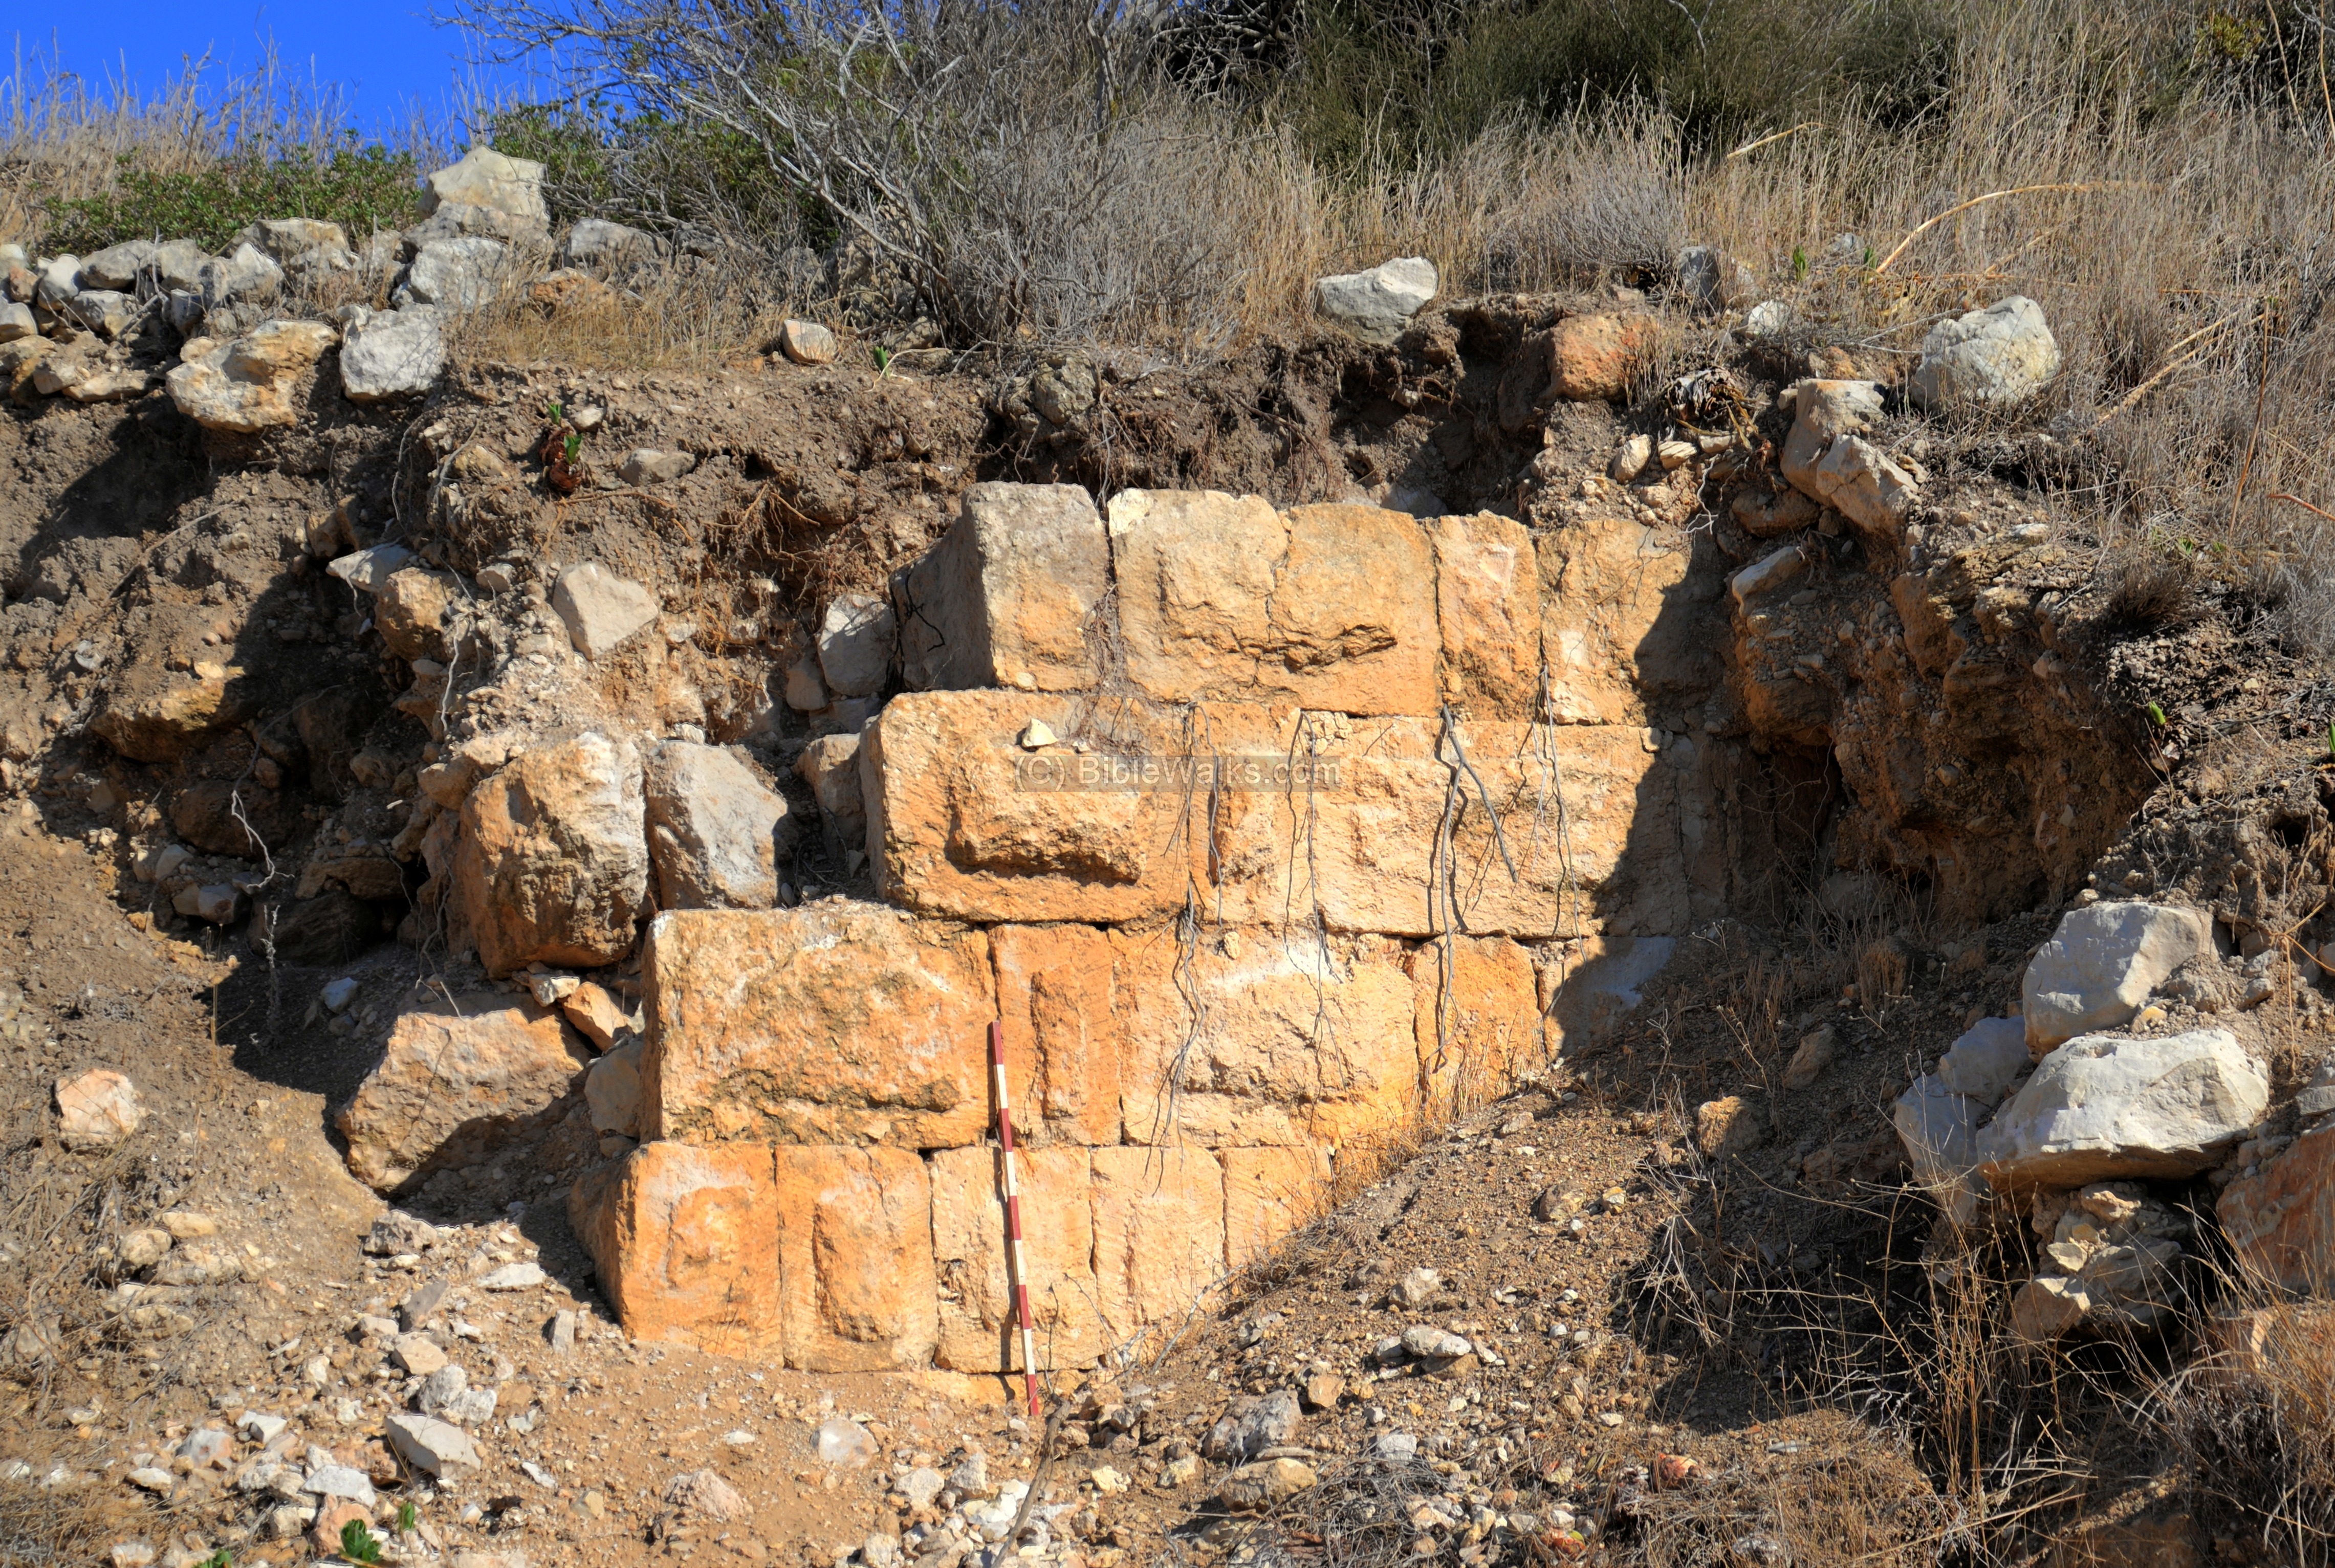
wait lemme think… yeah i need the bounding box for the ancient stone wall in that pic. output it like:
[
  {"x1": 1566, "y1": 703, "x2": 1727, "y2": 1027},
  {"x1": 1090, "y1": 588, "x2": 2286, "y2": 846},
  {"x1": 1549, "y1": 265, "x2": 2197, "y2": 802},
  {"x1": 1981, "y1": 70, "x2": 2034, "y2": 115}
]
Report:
[{"x1": 570, "y1": 481, "x2": 1730, "y2": 1370}]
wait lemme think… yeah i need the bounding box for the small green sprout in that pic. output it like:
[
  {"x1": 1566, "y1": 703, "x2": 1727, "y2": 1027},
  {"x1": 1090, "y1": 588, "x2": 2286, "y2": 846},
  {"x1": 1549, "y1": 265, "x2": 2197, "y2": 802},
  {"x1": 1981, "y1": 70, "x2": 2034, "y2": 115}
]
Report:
[
  {"x1": 563, "y1": 432, "x2": 581, "y2": 462},
  {"x1": 873, "y1": 345, "x2": 892, "y2": 373},
  {"x1": 1791, "y1": 246, "x2": 1807, "y2": 281},
  {"x1": 341, "y1": 1519, "x2": 383, "y2": 1563},
  {"x1": 543, "y1": 400, "x2": 563, "y2": 423},
  {"x1": 398, "y1": 1500, "x2": 418, "y2": 1534},
  {"x1": 2146, "y1": 702, "x2": 2168, "y2": 726}
]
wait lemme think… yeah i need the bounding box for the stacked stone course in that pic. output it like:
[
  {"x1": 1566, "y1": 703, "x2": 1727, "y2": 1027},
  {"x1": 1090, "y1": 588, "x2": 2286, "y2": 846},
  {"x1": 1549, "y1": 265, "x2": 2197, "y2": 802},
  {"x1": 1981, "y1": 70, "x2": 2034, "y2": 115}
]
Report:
[{"x1": 574, "y1": 482, "x2": 1712, "y2": 1370}]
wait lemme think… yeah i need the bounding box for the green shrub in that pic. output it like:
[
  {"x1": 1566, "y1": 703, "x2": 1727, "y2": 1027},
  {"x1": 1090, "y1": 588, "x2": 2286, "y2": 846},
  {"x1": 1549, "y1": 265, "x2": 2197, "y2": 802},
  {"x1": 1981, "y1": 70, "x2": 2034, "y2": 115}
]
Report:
[{"x1": 45, "y1": 139, "x2": 422, "y2": 254}]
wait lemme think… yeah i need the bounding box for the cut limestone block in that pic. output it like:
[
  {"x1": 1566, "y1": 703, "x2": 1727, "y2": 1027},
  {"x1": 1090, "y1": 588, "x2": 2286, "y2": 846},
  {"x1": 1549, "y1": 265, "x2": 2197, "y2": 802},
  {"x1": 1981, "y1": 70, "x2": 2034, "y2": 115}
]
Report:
[
  {"x1": 569, "y1": 1140, "x2": 781, "y2": 1356},
  {"x1": 2022, "y1": 901, "x2": 2214, "y2": 1054},
  {"x1": 1224, "y1": 1145, "x2": 1334, "y2": 1267},
  {"x1": 990, "y1": 923, "x2": 1123, "y2": 1146},
  {"x1": 1090, "y1": 1145, "x2": 1226, "y2": 1346},
  {"x1": 1410, "y1": 936, "x2": 1543, "y2": 1114},
  {"x1": 454, "y1": 731, "x2": 649, "y2": 975},
  {"x1": 2220, "y1": 1120, "x2": 2335, "y2": 1293},
  {"x1": 1536, "y1": 515, "x2": 1707, "y2": 724},
  {"x1": 1428, "y1": 513, "x2": 1540, "y2": 719},
  {"x1": 1194, "y1": 710, "x2": 1680, "y2": 938},
  {"x1": 339, "y1": 994, "x2": 590, "y2": 1192},
  {"x1": 863, "y1": 690, "x2": 1193, "y2": 924},
  {"x1": 1976, "y1": 1028, "x2": 2266, "y2": 1190},
  {"x1": 1106, "y1": 492, "x2": 1437, "y2": 714},
  {"x1": 898, "y1": 483, "x2": 1108, "y2": 692},
  {"x1": 929, "y1": 1144, "x2": 1099, "y2": 1372},
  {"x1": 642, "y1": 904, "x2": 994, "y2": 1149},
  {"x1": 773, "y1": 1145, "x2": 937, "y2": 1372},
  {"x1": 1112, "y1": 925, "x2": 1418, "y2": 1152}
]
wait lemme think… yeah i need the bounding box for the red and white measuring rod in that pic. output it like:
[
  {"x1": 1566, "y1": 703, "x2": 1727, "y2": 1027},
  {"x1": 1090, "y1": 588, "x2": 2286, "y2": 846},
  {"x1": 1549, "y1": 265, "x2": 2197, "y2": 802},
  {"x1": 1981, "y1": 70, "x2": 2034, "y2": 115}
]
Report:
[{"x1": 989, "y1": 1020, "x2": 1042, "y2": 1419}]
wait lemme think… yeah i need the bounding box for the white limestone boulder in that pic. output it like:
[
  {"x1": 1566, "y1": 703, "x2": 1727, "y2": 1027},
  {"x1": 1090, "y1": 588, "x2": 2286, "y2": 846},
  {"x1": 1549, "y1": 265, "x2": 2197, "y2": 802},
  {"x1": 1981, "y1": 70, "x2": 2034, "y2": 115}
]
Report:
[
  {"x1": 2022, "y1": 901, "x2": 2214, "y2": 1052},
  {"x1": 1910, "y1": 296, "x2": 2061, "y2": 411},
  {"x1": 1934, "y1": 1017, "x2": 2029, "y2": 1105},
  {"x1": 340, "y1": 309, "x2": 445, "y2": 401},
  {"x1": 1892, "y1": 1074, "x2": 1986, "y2": 1224},
  {"x1": 1312, "y1": 257, "x2": 1438, "y2": 345},
  {"x1": 1976, "y1": 1028, "x2": 2266, "y2": 1190}
]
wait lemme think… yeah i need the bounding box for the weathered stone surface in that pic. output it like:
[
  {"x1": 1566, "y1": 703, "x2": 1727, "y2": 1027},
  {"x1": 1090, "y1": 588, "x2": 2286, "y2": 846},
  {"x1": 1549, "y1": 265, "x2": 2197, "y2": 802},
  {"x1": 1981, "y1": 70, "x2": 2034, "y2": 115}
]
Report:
[
  {"x1": 1312, "y1": 257, "x2": 1436, "y2": 344},
  {"x1": 0, "y1": 301, "x2": 32, "y2": 342},
  {"x1": 1910, "y1": 296, "x2": 2060, "y2": 411},
  {"x1": 420, "y1": 147, "x2": 549, "y2": 228},
  {"x1": 642, "y1": 903, "x2": 995, "y2": 1148},
  {"x1": 1224, "y1": 1145, "x2": 1333, "y2": 1266},
  {"x1": 1730, "y1": 546, "x2": 1805, "y2": 605},
  {"x1": 1218, "y1": 1455, "x2": 1318, "y2": 1511},
  {"x1": 1195, "y1": 710, "x2": 1681, "y2": 938},
  {"x1": 930, "y1": 1144, "x2": 1100, "y2": 1371},
  {"x1": 1675, "y1": 247, "x2": 1756, "y2": 315},
  {"x1": 1936, "y1": 1017, "x2": 2029, "y2": 1105},
  {"x1": 587, "y1": 1036, "x2": 645, "y2": 1136},
  {"x1": 559, "y1": 218, "x2": 662, "y2": 271},
  {"x1": 89, "y1": 664, "x2": 241, "y2": 762},
  {"x1": 236, "y1": 218, "x2": 347, "y2": 262},
  {"x1": 340, "y1": 310, "x2": 444, "y2": 401},
  {"x1": 374, "y1": 567, "x2": 460, "y2": 662},
  {"x1": 2219, "y1": 1121, "x2": 2335, "y2": 1292},
  {"x1": 570, "y1": 1140, "x2": 780, "y2": 1355},
  {"x1": 778, "y1": 319, "x2": 837, "y2": 365},
  {"x1": 1778, "y1": 380, "x2": 1916, "y2": 543},
  {"x1": 990, "y1": 924, "x2": 1123, "y2": 1145},
  {"x1": 818, "y1": 592, "x2": 895, "y2": 697},
  {"x1": 645, "y1": 742, "x2": 793, "y2": 911},
  {"x1": 1428, "y1": 513, "x2": 1539, "y2": 718},
  {"x1": 773, "y1": 1145, "x2": 937, "y2": 1371},
  {"x1": 1411, "y1": 936, "x2": 1542, "y2": 1112},
  {"x1": 1977, "y1": 1029, "x2": 2266, "y2": 1190},
  {"x1": 619, "y1": 448, "x2": 696, "y2": 485},
  {"x1": 405, "y1": 237, "x2": 509, "y2": 311},
  {"x1": 666, "y1": 1468, "x2": 749, "y2": 1522},
  {"x1": 1106, "y1": 492, "x2": 1438, "y2": 714},
  {"x1": 1090, "y1": 1145, "x2": 1226, "y2": 1344},
  {"x1": 1115, "y1": 925, "x2": 1418, "y2": 1151},
  {"x1": 561, "y1": 980, "x2": 633, "y2": 1049},
  {"x1": 1547, "y1": 314, "x2": 1658, "y2": 401},
  {"x1": 77, "y1": 239, "x2": 157, "y2": 289},
  {"x1": 325, "y1": 542, "x2": 417, "y2": 595},
  {"x1": 864, "y1": 690, "x2": 1190, "y2": 924},
  {"x1": 338, "y1": 995, "x2": 590, "y2": 1191},
  {"x1": 898, "y1": 483, "x2": 1108, "y2": 693},
  {"x1": 2022, "y1": 902, "x2": 2214, "y2": 1053},
  {"x1": 1536, "y1": 515, "x2": 1702, "y2": 724},
  {"x1": 55, "y1": 1068, "x2": 146, "y2": 1151},
  {"x1": 1695, "y1": 1095, "x2": 1764, "y2": 1157},
  {"x1": 1893, "y1": 1074, "x2": 1984, "y2": 1224},
  {"x1": 552, "y1": 563, "x2": 660, "y2": 659},
  {"x1": 195, "y1": 244, "x2": 282, "y2": 313},
  {"x1": 794, "y1": 733, "x2": 865, "y2": 840},
  {"x1": 166, "y1": 320, "x2": 337, "y2": 433},
  {"x1": 384, "y1": 1414, "x2": 479, "y2": 1478},
  {"x1": 454, "y1": 732, "x2": 650, "y2": 975}
]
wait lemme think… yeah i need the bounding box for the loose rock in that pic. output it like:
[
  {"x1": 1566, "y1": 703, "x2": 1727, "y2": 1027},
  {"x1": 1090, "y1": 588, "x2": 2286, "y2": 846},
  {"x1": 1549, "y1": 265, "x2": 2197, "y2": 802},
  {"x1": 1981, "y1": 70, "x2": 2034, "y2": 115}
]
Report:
[
  {"x1": 55, "y1": 1068, "x2": 145, "y2": 1151},
  {"x1": 1910, "y1": 296, "x2": 2061, "y2": 410},
  {"x1": 1311, "y1": 257, "x2": 1437, "y2": 345}
]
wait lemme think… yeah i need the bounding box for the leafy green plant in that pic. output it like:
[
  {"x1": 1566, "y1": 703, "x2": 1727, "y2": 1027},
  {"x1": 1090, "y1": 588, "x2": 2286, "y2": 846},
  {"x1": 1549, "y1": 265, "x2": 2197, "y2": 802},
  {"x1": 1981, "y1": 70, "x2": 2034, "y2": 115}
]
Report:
[
  {"x1": 544, "y1": 401, "x2": 564, "y2": 423},
  {"x1": 196, "y1": 1552, "x2": 233, "y2": 1568},
  {"x1": 340, "y1": 1518, "x2": 383, "y2": 1564},
  {"x1": 45, "y1": 138, "x2": 423, "y2": 253},
  {"x1": 563, "y1": 432, "x2": 581, "y2": 461},
  {"x1": 397, "y1": 1500, "x2": 417, "y2": 1534},
  {"x1": 1791, "y1": 245, "x2": 1807, "y2": 280}
]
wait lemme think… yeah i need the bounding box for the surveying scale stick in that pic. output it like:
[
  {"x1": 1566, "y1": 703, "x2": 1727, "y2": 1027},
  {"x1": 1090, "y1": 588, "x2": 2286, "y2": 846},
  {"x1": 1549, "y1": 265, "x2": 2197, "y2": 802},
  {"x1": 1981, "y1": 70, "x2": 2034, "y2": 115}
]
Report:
[{"x1": 989, "y1": 1021, "x2": 1043, "y2": 1419}]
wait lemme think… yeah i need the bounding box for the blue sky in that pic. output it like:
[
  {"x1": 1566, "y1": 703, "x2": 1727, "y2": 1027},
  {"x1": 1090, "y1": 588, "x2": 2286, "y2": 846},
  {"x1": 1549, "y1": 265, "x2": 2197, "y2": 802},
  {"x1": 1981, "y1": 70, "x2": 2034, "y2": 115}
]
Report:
[{"x1": 9, "y1": 3, "x2": 548, "y2": 139}]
